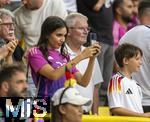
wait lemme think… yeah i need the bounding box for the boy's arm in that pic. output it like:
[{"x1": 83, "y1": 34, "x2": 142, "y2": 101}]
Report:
[{"x1": 111, "y1": 107, "x2": 150, "y2": 117}]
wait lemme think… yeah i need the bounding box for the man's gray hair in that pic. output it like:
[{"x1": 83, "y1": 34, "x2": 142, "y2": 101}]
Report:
[
  {"x1": 0, "y1": 8, "x2": 14, "y2": 23},
  {"x1": 65, "y1": 12, "x2": 88, "y2": 27}
]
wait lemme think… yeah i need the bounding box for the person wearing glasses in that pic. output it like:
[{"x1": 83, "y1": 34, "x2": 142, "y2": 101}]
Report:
[
  {"x1": 0, "y1": 8, "x2": 20, "y2": 66},
  {"x1": 28, "y1": 16, "x2": 101, "y2": 103},
  {"x1": 51, "y1": 87, "x2": 91, "y2": 122},
  {"x1": 65, "y1": 13, "x2": 103, "y2": 115}
]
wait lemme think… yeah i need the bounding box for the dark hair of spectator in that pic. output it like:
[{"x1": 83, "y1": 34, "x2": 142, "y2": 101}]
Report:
[
  {"x1": 138, "y1": 0, "x2": 150, "y2": 17},
  {"x1": 37, "y1": 16, "x2": 68, "y2": 60},
  {"x1": 115, "y1": 43, "x2": 143, "y2": 68},
  {"x1": 0, "y1": 63, "x2": 26, "y2": 85},
  {"x1": 112, "y1": 0, "x2": 124, "y2": 16}
]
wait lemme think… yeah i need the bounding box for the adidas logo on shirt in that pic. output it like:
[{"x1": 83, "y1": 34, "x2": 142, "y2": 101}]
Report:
[{"x1": 126, "y1": 88, "x2": 133, "y2": 94}]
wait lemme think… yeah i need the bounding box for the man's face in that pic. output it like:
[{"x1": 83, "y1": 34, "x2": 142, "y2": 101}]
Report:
[
  {"x1": 68, "y1": 18, "x2": 89, "y2": 46},
  {"x1": 7, "y1": 71, "x2": 28, "y2": 98},
  {"x1": 22, "y1": 0, "x2": 42, "y2": 10},
  {"x1": 120, "y1": 0, "x2": 134, "y2": 23},
  {"x1": 0, "y1": 15, "x2": 15, "y2": 42},
  {"x1": 132, "y1": 0, "x2": 140, "y2": 16},
  {"x1": 0, "y1": 0, "x2": 10, "y2": 7}
]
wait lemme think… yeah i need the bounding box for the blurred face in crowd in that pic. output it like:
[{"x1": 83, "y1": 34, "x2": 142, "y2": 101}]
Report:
[
  {"x1": 120, "y1": 0, "x2": 134, "y2": 23},
  {"x1": 22, "y1": 0, "x2": 43, "y2": 10},
  {"x1": 68, "y1": 17, "x2": 89, "y2": 46},
  {"x1": 7, "y1": 71, "x2": 28, "y2": 98},
  {"x1": 0, "y1": 0, "x2": 10, "y2": 7},
  {"x1": 0, "y1": 15, "x2": 15, "y2": 42},
  {"x1": 132, "y1": 0, "x2": 140, "y2": 16}
]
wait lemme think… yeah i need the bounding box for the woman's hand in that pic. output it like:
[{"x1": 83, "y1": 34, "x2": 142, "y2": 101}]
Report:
[
  {"x1": 80, "y1": 42, "x2": 101, "y2": 60},
  {"x1": 91, "y1": 42, "x2": 101, "y2": 57}
]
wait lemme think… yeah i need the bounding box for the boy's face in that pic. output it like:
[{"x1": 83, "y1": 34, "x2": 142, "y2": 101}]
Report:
[{"x1": 125, "y1": 52, "x2": 142, "y2": 73}]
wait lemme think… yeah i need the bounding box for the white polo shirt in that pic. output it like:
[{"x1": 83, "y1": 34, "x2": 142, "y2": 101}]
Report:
[
  {"x1": 14, "y1": 0, "x2": 67, "y2": 49},
  {"x1": 66, "y1": 44, "x2": 103, "y2": 112}
]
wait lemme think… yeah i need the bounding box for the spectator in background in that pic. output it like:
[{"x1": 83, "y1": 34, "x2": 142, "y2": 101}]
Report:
[
  {"x1": 107, "y1": 43, "x2": 150, "y2": 117},
  {"x1": 112, "y1": 0, "x2": 134, "y2": 49},
  {"x1": 132, "y1": 0, "x2": 140, "y2": 16},
  {"x1": 127, "y1": 0, "x2": 141, "y2": 30},
  {"x1": 0, "y1": 63, "x2": 28, "y2": 121},
  {"x1": 65, "y1": 13, "x2": 103, "y2": 114},
  {"x1": 63, "y1": 0, "x2": 77, "y2": 13},
  {"x1": 119, "y1": 0, "x2": 150, "y2": 112},
  {"x1": 14, "y1": 0, "x2": 67, "y2": 50},
  {"x1": 51, "y1": 87, "x2": 91, "y2": 122},
  {"x1": 0, "y1": 9, "x2": 21, "y2": 65},
  {"x1": 0, "y1": 0, "x2": 10, "y2": 8},
  {"x1": 138, "y1": 0, "x2": 150, "y2": 25},
  {"x1": 28, "y1": 16, "x2": 101, "y2": 100},
  {"x1": 77, "y1": 0, "x2": 114, "y2": 106},
  {"x1": 0, "y1": 63, "x2": 27, "y2": 97},
  {"x1": 5, "y1": 0, "x2": 21, "y2": 11}
]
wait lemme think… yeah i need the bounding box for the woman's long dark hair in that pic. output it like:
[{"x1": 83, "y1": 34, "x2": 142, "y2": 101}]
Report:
[{"x1": 37, "y1": 16, "x2": 68, "y2": 60}]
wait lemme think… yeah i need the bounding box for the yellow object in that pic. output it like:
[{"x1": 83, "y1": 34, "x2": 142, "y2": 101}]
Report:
[
  {"x1": 64, "y1": 78, "x2": 77, "y2": 87},
  {"x1": 82, "y1": 115, "x2": 150, "y2": 122},
  {"x1": 35, "y1": 112, "x2": 150, "y2": 122},
  {"x1": 20, "y1": 38, "x2": 26, "y2": 50},
  {"x1": 98, "y1": 106, "x2": 110, "y2": 116},
  {"x1": 33, "y1": 110, "x2": 47, "y2": 118}
]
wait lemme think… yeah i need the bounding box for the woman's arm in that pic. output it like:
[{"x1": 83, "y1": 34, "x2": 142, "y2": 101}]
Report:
[
  {"x1": 74, "y1": 43, "x2": 101, "y2": 87},
  {"x1": 75, "y1": 57, "x2": 95, "y2": 87},
  {"x1": 38, "y1": 43, "x2": 101, "y2": 82}
]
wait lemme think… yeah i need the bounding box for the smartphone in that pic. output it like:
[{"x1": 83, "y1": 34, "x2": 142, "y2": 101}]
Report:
[{"x1": 90, "y1": 32, "x2": 97, "y2": 45}]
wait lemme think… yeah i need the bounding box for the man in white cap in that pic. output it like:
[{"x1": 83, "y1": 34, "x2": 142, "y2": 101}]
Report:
[{"x1": 51, "y1": 87, "x2": 91, "y2": 122}]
